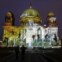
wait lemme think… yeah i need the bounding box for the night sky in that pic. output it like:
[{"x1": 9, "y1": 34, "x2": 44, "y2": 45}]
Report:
[{"x1": 0, "y1": 0, "x2": 62, "y2": 40}]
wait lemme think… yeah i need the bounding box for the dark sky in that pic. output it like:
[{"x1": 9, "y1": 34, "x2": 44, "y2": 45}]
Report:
[{"x1": 0, "y1": 0, "x2": 62, "y2": 40}]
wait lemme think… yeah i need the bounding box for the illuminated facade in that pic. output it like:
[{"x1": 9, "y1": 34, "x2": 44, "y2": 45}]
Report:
[{"x1": 3, "y1": 6, "x2": 61, "y2": 48}]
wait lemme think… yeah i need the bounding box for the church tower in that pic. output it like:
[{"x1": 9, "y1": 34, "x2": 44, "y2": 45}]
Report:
[
  {"x1": 3, "y1": 11, "x2": 15, "y2": 45},
  {"x1": 47, "y1": 12, "x2": 60, "y2": 46},
  {"x1": 47, "y1": 12, "x2": 57, "y2": 27},
  {"x1": 4, "y1": 11, "x2": 15, "y2": 26}
]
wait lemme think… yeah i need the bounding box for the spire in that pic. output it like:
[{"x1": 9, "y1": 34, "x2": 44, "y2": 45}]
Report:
[{"x1": 29, "y1": 2, "x2": 32, "y2": 8}]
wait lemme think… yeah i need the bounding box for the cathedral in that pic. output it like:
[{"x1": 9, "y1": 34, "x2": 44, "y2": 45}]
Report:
[{"x1": 3, "y1": 5, "x2": 61, "y2": 48}]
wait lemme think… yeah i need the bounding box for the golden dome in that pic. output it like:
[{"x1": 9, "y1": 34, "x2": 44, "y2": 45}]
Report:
[
  {"x1": 20, "y1": 6, "x2": 41, "y2": 24},
  {"x1": 48, "y1": 12, "x2": 55, "y2": 17},
  {"x1": 20, "y1": 6, "x2": 39, "y2": 17}
]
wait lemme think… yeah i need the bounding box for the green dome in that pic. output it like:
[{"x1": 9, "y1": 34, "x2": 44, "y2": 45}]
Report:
[{"x1": 21, "y1": 7, "x2": 39, "y2": 17}]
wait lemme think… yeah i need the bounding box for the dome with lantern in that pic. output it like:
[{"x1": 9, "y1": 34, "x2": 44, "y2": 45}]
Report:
[{"x1": 20, "y1": 5, "x2": 41, "y2": 25}]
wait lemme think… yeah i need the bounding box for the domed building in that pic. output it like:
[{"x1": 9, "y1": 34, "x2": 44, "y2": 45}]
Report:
[
  {"x1": 19, "y1": 6, "x2": 43, "y2": 47},
  {"x1": 19, "y1": 6, "x2": 41, "y2": 26},
  {"x1": 3, "y1": 6, "x2": 61, "y2": 48}
]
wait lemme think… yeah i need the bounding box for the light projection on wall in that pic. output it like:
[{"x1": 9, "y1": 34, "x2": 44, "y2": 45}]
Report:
[{"x1": 2, "y1": 6, "x2": 61, "y2": 48}]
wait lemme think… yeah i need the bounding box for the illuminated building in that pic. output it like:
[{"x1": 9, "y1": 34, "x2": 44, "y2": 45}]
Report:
[{"x1": 3, "y1": 6, "x2": 61, "y2": 48}]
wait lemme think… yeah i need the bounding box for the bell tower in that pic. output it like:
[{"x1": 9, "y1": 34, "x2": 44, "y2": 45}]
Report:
[
  {"x1": 47, "y1": 12, "x2": 57, "y2": 27},
  {"x1": 4, "y1": 11, "x2": 15, "y2": 26}
]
